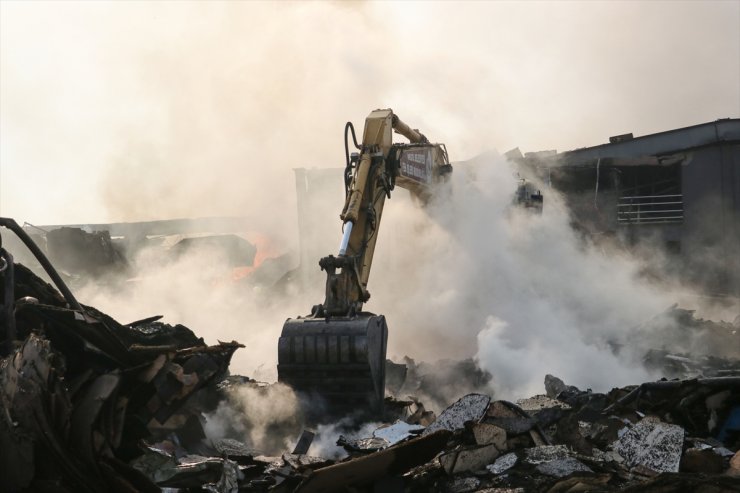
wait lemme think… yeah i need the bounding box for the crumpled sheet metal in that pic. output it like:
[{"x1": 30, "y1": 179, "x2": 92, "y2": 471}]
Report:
[
  {"x1": 203, "y1": 458, "x2": 241, "y2": 493},
  {"x1": 337, "y1": 435, "x2": 389, "y2": 453},
  {"x1": 0, "y1": 259, "x2": 243, "y2": 492},
  {"x1": 423, "y1": 393, "x2": 491, "y2": 435},
  {"x1": 296, "y1": 430, "x2": 452, "y2": 493},
  {"x1": 0, "y1": 334, "x2": 80, "y2": 490},
  {"x1": 4, "y1": 258, "x2": 740, "y2": 492},
  {"x1": 71, "y1": 371, "x2": 122, "y2": 463},
  {"x1": 0, "y1": 330, "x2": 242, "y2": 492},
  {"x1": 373, "y1": 420, "x2": 424, "y2": 446}
]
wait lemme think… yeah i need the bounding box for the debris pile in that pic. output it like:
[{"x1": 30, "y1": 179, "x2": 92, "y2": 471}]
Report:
[
  {"x1": 46, "y1": 226, "x2": 130, "y2": 279},
  {"x1": 203, "y1": 373, "x2": 739, "y2": 492},
  {"x1": 1, "y1": 216, "x2": 739, "y2": 492},
  {"x1": 633, "y1": 304, "x2": 740, "y2": 378},
  {"x1": 1, "y1": 258, "x2": 242, "y2": 491}
]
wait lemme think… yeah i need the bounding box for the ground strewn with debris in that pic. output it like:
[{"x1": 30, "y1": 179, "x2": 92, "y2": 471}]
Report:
[{"x1": 1, "y1": 262, "x2": 739, "y2": 492}]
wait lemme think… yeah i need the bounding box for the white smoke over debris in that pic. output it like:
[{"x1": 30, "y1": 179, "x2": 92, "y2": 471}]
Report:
[
  {"x1": 2, "y1": 2, "x2": 737, "y2": 225},
  {"x1": 76, "y1": 240, "x2": 305, "y2": 380},
  {"x1": 307, "y1": 420, "x2": 381, "y2": 460},
  {"x1": 1, "y1": 1, "x2": 738, "y2": 406},
  {"x1": 372, "y1": 153, "x2": 675, "y2": 400},
  {"x1": 204, "y1": 381, "x2": 303, "y2": 455}
]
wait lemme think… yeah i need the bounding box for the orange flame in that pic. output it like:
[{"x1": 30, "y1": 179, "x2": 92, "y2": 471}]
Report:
[{"x1": 232, "y1": 232, "x2": 280, "y2": 281}]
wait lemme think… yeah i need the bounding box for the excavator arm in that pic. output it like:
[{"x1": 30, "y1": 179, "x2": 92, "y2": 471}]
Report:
[
  {"x1": 278, "y1": 109, "x2": 451, "y2": 416},
  {"x1": 321, "y1": 109, "x2": 451, "y2": 317}
]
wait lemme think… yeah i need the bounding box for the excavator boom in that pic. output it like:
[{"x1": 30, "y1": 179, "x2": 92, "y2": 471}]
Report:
[{"x1": 278, "y1": 109, "x2": 451, "y2": 415}]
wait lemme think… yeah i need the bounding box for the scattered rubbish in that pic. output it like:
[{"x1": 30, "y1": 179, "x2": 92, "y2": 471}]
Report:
[
  {"x1": 424, "y1": 393, "x2": 491, "y2": 434},
  {"x1": 373, "y1": 420, "x2": 425, "y2": 446},
  {"x1": 524, "y1": 444, "x2": 571, "y2": 464},
  {"x1": 293, "y1": 430, "x2": 316, "y2": 455},
  {"x1": 295, "y1": 430, "x2": 451, "y2": 492},
  {"x1": 1, "y1": 217, "x2": 739, "y2": 492},
  {"x1": 445, "y1": 476, "x2": 481, "y2": 493},
  {"x1": 337, "y1": 435, "x2": 389, "y2": 454},
  {"x1": 534, "y1": 456, "x2": 592, "y2": 477},
  {"x1": 487, "y1": 452, "x2": 518, "y2": 475},
  {"x1": 46, "y1": 226, "x2": 129, "y2": 278}
]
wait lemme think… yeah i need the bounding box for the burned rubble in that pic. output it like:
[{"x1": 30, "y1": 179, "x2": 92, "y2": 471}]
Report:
[{"x1": 2, "y1": 215, "x2": 740, "y2": 492}]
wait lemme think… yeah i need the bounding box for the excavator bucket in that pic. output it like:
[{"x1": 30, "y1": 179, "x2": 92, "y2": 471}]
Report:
[{"x1": 277, "y1": 314, "x2": 388, "y2": 415}]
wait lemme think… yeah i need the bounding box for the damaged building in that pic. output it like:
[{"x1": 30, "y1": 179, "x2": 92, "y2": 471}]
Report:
[
  {"x1": 515, "y1": 118, "x2": 740, "y2": 296},
  {"x1": 1, "y1": 120, "x2": 739, "y2": 492},
  {"x1": 2, "y1": 213, "x2": 740, "y2": 492},
  {"x1": 1, "y1": 217, "x2": 294, "y2": 291}
]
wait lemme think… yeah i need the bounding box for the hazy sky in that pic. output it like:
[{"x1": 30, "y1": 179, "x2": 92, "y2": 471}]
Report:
[{"x1": 1, "y1": 0, "x2": 738, "y2": 226}]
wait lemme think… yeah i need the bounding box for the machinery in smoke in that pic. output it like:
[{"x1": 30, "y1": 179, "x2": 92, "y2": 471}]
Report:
[
  {"x1": 277, "y1": 109, "x2": 452, "y2": 414},
  {"x1": 514, "y1": 178, "x2": 544, "y2": 214}
]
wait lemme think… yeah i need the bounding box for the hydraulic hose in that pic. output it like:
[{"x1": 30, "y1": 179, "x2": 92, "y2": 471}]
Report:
[{"x1": 344, "y1": 122, "x2": 360, "y2": 198}]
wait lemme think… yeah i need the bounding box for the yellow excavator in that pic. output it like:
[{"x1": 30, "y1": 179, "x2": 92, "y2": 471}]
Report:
[{"x1": 278, "y1": 109, "x2": 452, "y2": 414}]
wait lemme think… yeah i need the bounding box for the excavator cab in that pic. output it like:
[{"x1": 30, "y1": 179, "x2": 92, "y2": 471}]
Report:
[{"x1": 277, "y1": 109, "x2": 451, "y2": 416}]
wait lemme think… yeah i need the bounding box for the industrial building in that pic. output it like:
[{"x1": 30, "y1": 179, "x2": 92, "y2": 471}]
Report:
[{"x1": 519, "y1": 118, "x2": 740, "y2": 296}]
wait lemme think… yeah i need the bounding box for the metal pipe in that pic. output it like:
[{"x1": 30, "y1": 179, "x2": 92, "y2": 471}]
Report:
[
  {"x1": 1, "y1": 248, "x2": 16, "y2": 355},
  {"x1": 0, "y1": 217, "x2": 84, "y2": 313},
  {"x1": 338, "y1": 221, "x2": 353, "y2": 256},
  {"x1": 391, "y1": 114, "x2": 428, "y2": 144}
]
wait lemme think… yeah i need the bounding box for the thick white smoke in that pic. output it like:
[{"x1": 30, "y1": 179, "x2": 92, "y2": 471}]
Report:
[
  {"x1": 2, "y1": 1, "x2": 738, "y2": 408},
  {"x1": 2, "y1": 2, "x2": 738, "y2": 226},
  {"x1": 371, "y1": 153, "x2": 674, "y2": 399}
]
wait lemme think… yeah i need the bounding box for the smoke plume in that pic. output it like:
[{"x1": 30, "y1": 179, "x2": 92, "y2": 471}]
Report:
[{"x1": 2, "y1": 1, "x2": 738, "y2": 407}]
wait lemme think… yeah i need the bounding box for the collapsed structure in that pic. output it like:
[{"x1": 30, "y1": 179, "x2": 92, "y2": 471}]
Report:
[
  {"x1": 1, "y1": 117, "x2": 739, "y2": 492},
  {"x1": 0, "y1": 217, "x2": 242, "y2": 491},
  {"x1": 1, "y1": 215, "x2": 739, "y2": 492}
]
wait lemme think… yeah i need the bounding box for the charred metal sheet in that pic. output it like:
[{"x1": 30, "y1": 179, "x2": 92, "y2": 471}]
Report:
[
  {"x1": 46, "y1": 226, "x2": 129, "y2": 278},
  {"x1": 69, "y1": 372, "x2": 122, "y2": 464},
  {"x1": 337, "y1": 435, "x2": 389, "y2": 453},
  {"x1": 423, "y1": 393, "x2": 490, "y2": 435},
  {"x1": 0, "y1": 334, "x2": 104, "y2": 492},
  {"x1": 296, "y1": 430, "x2": 451, "y2": 492},
  {"x1": 292, "y1": 429, "x2": 316, "y2": 455},
  {"x1": 0, "y1": 246, "x2": 16, "y2": 355},
  {"x1": 373, "y1": 420, "x2": 424, "y2": 446},
  {"x1": 209, "y1": 438, "x2": 255, "y2": 463}
]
